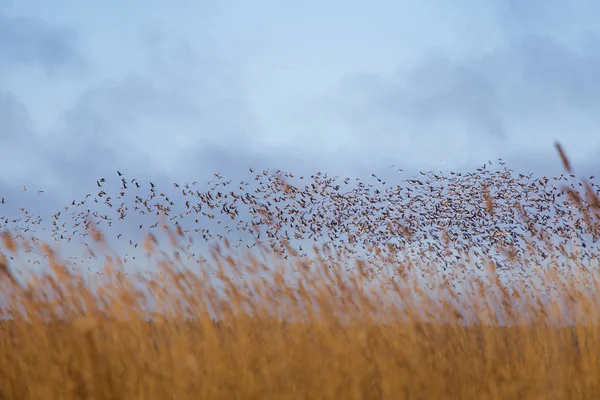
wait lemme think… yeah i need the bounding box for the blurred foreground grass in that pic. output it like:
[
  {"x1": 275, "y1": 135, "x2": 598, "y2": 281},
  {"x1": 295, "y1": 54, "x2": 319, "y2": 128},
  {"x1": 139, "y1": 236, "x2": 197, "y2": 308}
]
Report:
[
  {"x1": 1, "y1": 144, "x2": 600, "y2": 399},
  {"x1": 0, "y1": 233, "x2": 599, "y2": 400}
]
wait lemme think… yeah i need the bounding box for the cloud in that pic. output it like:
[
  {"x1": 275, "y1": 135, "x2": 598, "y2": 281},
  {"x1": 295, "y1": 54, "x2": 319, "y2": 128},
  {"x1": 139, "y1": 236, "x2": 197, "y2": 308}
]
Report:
[
  {"x1": 37, "y1": 26, "x2": 257, "y2": 201},
  {"x1": 494, "y1": 0, "x2": 600, "y2": 36},
  {"x1": 0, "y1": 90, "x2": 34, "y2": 143},
  {"x1": 0, "y1": 14, "x2": 82, "y2": 74},
  {"x1": 323, "y1": 31, "x2": 600, "y2": 173},
  {"x1": 0, "y1": 91, "x2": 52, "y2": 187}
]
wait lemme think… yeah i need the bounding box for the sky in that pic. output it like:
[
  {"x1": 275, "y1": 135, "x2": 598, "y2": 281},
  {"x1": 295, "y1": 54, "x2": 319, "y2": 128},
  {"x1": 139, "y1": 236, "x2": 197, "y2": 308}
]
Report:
[
  {"x1": 2, "y1": 0, "x2": 600, "y2": 198},
  {"x1": 1, "y1": 1, "x2": 600, "y2": 319}
]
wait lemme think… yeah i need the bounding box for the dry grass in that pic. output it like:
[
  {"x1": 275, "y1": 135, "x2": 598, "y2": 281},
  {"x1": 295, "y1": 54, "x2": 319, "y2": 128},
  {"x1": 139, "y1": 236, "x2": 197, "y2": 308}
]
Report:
[{"x1": 1, "y1": 145, "x2": 600, "y2": 399}]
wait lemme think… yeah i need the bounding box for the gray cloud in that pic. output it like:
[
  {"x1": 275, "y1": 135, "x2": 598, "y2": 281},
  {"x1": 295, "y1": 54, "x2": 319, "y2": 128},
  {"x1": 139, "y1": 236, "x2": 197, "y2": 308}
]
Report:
[
  {"x1": 0, "y1": 91, "x2": 52, "y2": 191},
  {"x1": 36, "y1": 28, "x2": 256, "y2": 204},
  {"x1": 0, "y1": 14, "x2": 82, "y2": 74},
  {"x1": 494, "y1": 0, "x2": 600, "y2": 36},
  {"x1": 41, "y1": 73, "x2": 204, "y2": 202},
  {"x1": 498, "y1": 0, "x2": 574, "y2": 27},
  {"x1": 0, "y1": 90, "x2": 34, "y2": 143},
  {"x1": 327, "y1": 31, "x2": 600, "y2": 174}
]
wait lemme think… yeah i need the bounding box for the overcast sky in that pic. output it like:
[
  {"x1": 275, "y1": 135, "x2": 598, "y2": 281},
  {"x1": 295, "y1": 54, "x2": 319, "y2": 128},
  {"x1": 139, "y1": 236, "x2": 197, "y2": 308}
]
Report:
[
  {"x1": 1, "y1": 2, "x2": 600, "y2": 253},
  {"x1": 2, "y1": 0, "x2": 600, "y2": 196}
]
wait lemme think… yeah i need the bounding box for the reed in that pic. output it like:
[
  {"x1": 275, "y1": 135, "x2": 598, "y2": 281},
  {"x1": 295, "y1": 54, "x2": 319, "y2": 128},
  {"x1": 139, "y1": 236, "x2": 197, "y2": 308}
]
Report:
[{"x1": 0, "y1": 143, "x2": 599, "y2": 399}]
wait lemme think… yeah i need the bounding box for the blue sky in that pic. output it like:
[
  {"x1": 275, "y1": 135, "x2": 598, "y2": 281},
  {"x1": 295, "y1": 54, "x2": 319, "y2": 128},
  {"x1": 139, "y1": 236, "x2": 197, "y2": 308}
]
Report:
[{"x1": 1, "y1": 0, "x2": 600, "y2": 291}]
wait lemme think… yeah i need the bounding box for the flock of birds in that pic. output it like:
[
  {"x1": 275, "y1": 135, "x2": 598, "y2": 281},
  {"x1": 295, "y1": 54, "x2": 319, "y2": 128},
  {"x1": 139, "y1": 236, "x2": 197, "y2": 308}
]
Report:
[{"x1": 1, "y1": 159, "x2": 599, "y2": 276}]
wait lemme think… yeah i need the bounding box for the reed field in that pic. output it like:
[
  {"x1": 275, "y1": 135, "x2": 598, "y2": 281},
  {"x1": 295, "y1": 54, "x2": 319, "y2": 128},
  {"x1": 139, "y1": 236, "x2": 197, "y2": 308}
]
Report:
[{"x1": 2, "y1": 144, "x2": 600, "y2": 399}]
